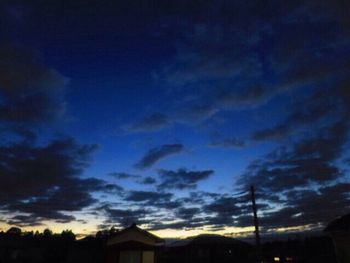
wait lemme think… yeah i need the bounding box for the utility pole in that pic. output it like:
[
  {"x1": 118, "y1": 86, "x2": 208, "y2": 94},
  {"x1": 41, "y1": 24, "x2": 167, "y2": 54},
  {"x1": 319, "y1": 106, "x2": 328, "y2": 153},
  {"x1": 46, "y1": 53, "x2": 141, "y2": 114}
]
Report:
[{"x1": 250, "y1": 185, "x2": 261, "y2": 261}]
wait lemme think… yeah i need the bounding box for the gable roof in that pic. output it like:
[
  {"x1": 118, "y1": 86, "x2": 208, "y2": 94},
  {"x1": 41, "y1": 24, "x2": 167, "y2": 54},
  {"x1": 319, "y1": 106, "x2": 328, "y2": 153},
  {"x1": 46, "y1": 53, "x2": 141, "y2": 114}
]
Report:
[{"x1": 107, "y1": 223, "x2": 164, "y2": 246}]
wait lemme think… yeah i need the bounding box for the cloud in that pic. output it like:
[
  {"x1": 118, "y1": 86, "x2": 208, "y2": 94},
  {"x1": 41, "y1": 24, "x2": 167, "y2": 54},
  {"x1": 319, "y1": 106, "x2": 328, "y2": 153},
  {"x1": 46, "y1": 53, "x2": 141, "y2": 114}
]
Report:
[
  {"x1": 7, "y1": 215, "x2": 51, "y2": 227},
  {"x1": 125, "y1": 191, "x2": 172, "y2": 203},
  {"x1": 204, "y1": 196, "x2": 243, "y2": 216},
  {"x1": 0, "y1": 137, "x2": 122, "y2": 225},
  {"x1": 98, "y1": 1, "x2": 349, "y2": 233},
  {"x1": 0, "y1": 42, "x2": 123, "y2": 226},
  {"x1": 2, "y1": 1, "x2": 349, "y2": 233},
  {"x1": 0, "y1": 42, "x2": 138, "y2": 227},
  {"x1": 150, "y1": 0, "x2": 350, "y2": 128},
  {"x1": 123, "y1": 1, "x2": 350, "y2": 131},
  {"x1": 236, "y1": 118, "x2": 350, "y2": 231},
  {"x1": 109, "y1": 172, "x2": 140, "y2": 180},
  {"x1": 109, "y1": 172, "x2": 157, "y2": 185},
  {"x1": 242, "y1": 115, "x2": 349, "y2": 190},
  {"x1": 137, "y1": 176, "x2": 157, "y2": 185},
  {"x1": 147, "y1": 220, "x2": 206, "y2": 231},
  {"x1": 210, "y1": 137, "x2": 245, "y2": 148},
  {"x1": 99, "y1": 189, "x2": 241, "y2": 231},
  {"x1": 251, "y1": 183, "x2": 350, "y2": 230},
  {"x1": 123, "y1": 191, "x2": 184, "y2": 212},
  {"x1": 201, "y1": 194, "x2": 253, "y2": 228},
  {"x1": 251, "y1": 88, "x2": 344, "y2": 141},
  {"x1": 99, "y1": 189, "x2": 258, "y2": 231},
  {"x1": 126, "y1": 113, "x2": 170, "y2": 132},
  {"x1": 103, "y1": 183, "x2": 124, "y2": 194},
  {"x1": 0, "y1": 42, "x2": 67, "y2": 124},
  {"x1": 103, "y1": 206, "x2": 149, "y2": 227},
  {"x1": 215, "y1": 86, "x2": 283, "y2": 110},
  {"x1": 135, "y1": 143, "x2": 184, "y2": 169},
  {"x1": 180, "y1": 191, "x2": 222, "y2": 205},
  {"x1": 157, "y1": 168, "x2": 213, "y2": 190},
  {"x1": 175, "y1": 207, "x2": 201, "y2": 221},
  {"x1": 147, "y1": 206, "x2": 207, "y2": 231},
  {"x1": 179, "y1": 104, "x2": 219, "y2": 123}
]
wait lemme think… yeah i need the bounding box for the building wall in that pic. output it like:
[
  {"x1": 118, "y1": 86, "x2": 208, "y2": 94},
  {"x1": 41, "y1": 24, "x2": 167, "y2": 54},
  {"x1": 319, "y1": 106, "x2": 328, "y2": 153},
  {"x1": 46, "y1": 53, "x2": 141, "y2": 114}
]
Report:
[
  {"x1": 107, "y1": 230, "x2": 159, "y2": 247},
  {"x1": 106, "y1": 249, "x2": 156, "y2": 263},
  {"x1": 332, "y1": 234, "x2": 350, "y2": 263},
  {"x1": 142, "y1": 251, "x2": 154, "y2": 263}
]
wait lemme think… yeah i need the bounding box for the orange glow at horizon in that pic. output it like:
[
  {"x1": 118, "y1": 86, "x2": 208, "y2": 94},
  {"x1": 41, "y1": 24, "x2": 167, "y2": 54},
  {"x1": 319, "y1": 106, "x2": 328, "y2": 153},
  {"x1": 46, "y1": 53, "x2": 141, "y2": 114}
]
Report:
[
  {"x1": 0, "y1": 220, "x2": 256, "y2": 239},
  {"x1": 0, "y1": 219, "x2": 321, "y2": 239}
]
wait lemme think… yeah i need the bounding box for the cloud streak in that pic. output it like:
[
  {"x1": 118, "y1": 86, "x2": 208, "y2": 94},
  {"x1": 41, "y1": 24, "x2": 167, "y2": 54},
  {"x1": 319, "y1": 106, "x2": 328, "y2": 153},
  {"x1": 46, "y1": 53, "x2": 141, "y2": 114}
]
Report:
[
  {"x1": 126, "y1": 113, "x2": 170, "y2": 132},
  {"x1": 157, "y1": 168, "x2": 213, "y2": 190},
  {"x1": 135, "y1": 143, "x2": 184, "y2": 169}
]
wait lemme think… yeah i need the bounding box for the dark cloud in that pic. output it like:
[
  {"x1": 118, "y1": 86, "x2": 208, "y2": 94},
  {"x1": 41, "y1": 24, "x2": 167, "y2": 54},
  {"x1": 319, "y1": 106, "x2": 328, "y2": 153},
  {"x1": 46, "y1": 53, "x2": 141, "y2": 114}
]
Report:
[
  {"x1": 103, "y1": 206, "x2": 149, "y2": 227},
  {"x1": 253, "y1": 183, "x2": 350, "y2": 230},
  {"x1": 151, "y1": 199, "x2": 183, "y2": 210},
  {"x1": 126, "y1": 113, "x2": 170, "y2": 132},
  {"x1": 1, "y1": 1, "x2": 349, "y2": 234},
  {"x1": 0, "y1": 138, "x2": 96, "y2": 203},
  {"x1": 237, "y1": 117, "x2": 350, "y2": 231},
  {"x1": 157, "y1": 168, "x2": 213, "y2": 190},
  {"x1": 151, "y1": 0, "x2": 350, "y2": 128},
  {"x1": 0, "y1": 138, "x2": 121, "y2": 225},
  {"x1": 210, "y1": 137, "x2": 245, "y2": 148},
  {"x1": 241, "y1": 120, "x2": 349, "y2": 192},
  {"x1": 175, "y1": 207, "x2": 201, "y2": 221},
  {"x1": 148, "y1": 216, "x2": 208, "y2": 231},
  {"x1": 135, "y1": 143, "x2": 184, "y2": 169},
  {"x1": 125, "y1": 191, "x2": 172, "y2": 203},
  {"x1": 103, "y1": 183, "x2": 124, "y2": 194},
  {"x1": 123, "y1": 191, "x2": 185, "y2": 213},
  {"x1": 0, "y1": 42, "x2": 66, "y2": 124},
  {"x1": 180, "y1": 192, "x2": 265, "y2": 229},
  {"x1": 100, "y1": 189, "x2": 258, "y2": 231},
  {"x1": 180, "y1": 104, "x2": 218, "y2": 123},
  {"x1": 215, "y1": 86, "x2": 283, "y2": 110},
  {"x1": 99, "y1": 189, "x2": 243, "y2": 231},
  {"x1": 154, "y1": 192, "x2": 252, "y2": 230},
  {"x1": 0, "y1": 125, "x2": 37, "y2": 144},
  {"x1": 181, "y1": 191, "x2": 222, "y2": 205},
  {"x1": 91, "y1": 1, "x2": 350, "y2": 234},
  {"x1": 109, "y1": 172, "x2": 140, "y2": 180},
  {"x1": 251, "y1": 125, "x2": 291, "y2": 141},
  {"x1": 233, "y1": 81, "x2": 350, "y2": 233},
  {"x1": 251, "y1": 88, "x2": 344, "y2": 141},
  {"x1": 137, "y1": 176, "x2": 157, "y2": 185},
  {"x1": 0, "y1": 42, "x2": 120, "y2": 226},
  {"x1": 109, "y1": 172, "x2": 156, "y2": 185},
  {"x1": 203, "y1": 196, "x2": 241, "y2": 216},
  {"x1": 8, "y1": 215, "x2": 56, "y2": 227},
  {"x1": 202, "y1": 195, "x2": 252, "y2": 228}
]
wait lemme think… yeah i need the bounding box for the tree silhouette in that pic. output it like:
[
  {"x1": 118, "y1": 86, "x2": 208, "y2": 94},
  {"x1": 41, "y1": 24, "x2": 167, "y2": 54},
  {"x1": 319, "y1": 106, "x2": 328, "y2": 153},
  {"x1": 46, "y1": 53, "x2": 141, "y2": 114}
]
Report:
[
  {"x1": 61, "y1": 229, "x2": 76, "y2": 241},
  {"x1": 6, "y1": 226, "x2": 22, "y2": 236},
  {"x1": 43, "y1": 228, "x2": 53, "y2": 237}
]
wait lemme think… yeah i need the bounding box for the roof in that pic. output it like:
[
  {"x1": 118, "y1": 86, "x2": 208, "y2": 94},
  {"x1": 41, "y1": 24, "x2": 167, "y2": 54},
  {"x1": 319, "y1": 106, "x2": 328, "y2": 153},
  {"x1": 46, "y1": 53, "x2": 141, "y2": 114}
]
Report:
[
  {"x1": 324, "y1": 213, "x2": 350, "y2": 232},
  {"x1": 107, "y1": 223, "x2": 164, "y2": 246},
  {"x1": 169, "y1": 234, "x2": 247, "y2": 247}
]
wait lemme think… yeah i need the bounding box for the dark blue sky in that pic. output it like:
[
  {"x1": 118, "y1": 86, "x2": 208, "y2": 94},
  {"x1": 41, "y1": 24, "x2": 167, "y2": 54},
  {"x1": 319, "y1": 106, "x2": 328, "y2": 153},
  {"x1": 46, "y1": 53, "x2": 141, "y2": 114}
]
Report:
[{"x1": 0, "y1": 0, "x2": 349, "y2": 238}]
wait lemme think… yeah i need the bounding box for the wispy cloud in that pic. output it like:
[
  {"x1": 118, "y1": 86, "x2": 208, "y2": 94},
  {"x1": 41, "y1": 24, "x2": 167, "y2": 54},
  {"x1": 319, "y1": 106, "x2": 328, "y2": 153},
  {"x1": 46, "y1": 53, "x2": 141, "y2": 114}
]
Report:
[
  {"x1": 135, "y1": 143, "x2": 184, "y2": 169},
  {"x1": 157, "y1": 168, "x2": 213, "y2": 190},
  {"x1": 125, "y1": 113, "x2": 170, "y2": 132}
]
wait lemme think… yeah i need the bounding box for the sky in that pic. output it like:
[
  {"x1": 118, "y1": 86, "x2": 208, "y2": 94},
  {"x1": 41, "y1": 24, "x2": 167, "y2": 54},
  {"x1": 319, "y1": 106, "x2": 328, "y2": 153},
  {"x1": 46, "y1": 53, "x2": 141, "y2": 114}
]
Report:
[{"x1": 0, "y1": 0, "x2": 349, "y2": 239}]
